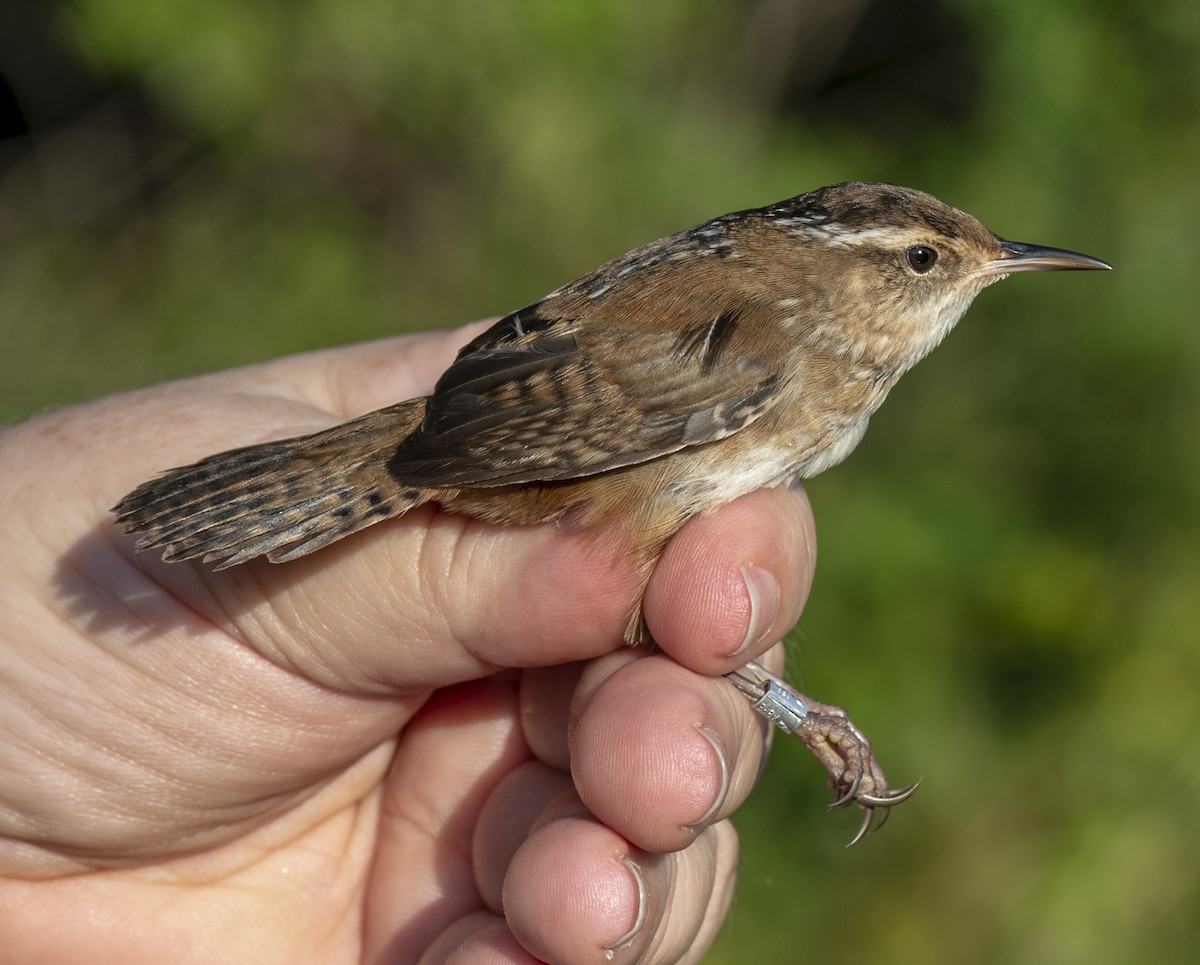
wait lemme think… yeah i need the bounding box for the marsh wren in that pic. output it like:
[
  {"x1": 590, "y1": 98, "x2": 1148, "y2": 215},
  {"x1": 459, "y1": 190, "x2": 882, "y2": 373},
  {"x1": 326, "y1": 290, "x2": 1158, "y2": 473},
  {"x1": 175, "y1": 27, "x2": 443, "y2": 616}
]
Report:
[{"x1": 115, "y1": 182, "x2": 1110, "y2": 842}]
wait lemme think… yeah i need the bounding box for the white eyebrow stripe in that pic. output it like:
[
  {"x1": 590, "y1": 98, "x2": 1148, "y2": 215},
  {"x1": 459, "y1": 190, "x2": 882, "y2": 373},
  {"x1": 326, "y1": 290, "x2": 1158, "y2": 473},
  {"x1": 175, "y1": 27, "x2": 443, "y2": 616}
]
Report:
[{"x1": 807, "y1": 224, "x2": 932, "y2": 249}]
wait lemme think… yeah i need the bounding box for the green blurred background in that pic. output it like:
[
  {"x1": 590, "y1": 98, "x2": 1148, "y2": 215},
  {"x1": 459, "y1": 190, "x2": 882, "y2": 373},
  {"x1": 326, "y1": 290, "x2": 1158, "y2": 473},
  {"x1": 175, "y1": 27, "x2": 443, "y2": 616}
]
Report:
[{"x1": 2, "y1": 1, "x2": 1196, "y2": 961}]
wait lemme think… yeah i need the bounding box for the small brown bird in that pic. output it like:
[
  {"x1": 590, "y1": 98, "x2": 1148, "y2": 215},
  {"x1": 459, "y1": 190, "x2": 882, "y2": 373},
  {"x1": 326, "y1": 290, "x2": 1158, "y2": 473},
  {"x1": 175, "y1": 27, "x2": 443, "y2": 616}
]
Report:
[{"x1": 114, "y1": 182, "x2": 1110, "y2": 841}]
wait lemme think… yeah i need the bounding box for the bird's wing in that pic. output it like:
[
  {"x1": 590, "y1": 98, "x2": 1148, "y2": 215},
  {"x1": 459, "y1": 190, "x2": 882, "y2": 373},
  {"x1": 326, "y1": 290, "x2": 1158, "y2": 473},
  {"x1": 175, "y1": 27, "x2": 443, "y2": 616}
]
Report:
[{"x1": 388, "y1": 296, "x2": 785, "y2": 487}]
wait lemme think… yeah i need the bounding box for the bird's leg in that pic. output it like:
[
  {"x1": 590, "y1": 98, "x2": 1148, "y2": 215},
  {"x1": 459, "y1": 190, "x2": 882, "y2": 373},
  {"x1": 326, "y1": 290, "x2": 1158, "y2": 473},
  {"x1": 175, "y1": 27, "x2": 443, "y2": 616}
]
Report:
[{"x1": 724, "y1": 661, "x2": 920, "y2": 845}]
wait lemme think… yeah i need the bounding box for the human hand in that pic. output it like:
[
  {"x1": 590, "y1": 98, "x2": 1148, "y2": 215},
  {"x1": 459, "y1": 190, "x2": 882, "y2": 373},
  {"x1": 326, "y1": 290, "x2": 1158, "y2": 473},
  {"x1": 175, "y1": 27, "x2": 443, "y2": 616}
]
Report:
[{"x1": 0, "y1": 324, "x2": 816, "y2": 963}]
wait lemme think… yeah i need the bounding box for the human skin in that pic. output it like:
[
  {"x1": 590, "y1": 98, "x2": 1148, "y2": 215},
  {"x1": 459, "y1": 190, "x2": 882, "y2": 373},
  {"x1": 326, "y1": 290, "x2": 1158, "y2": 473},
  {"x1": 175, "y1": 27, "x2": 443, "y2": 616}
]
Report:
[{"x1": 0, "y1": 323, "x2": 816, "y2": 964}]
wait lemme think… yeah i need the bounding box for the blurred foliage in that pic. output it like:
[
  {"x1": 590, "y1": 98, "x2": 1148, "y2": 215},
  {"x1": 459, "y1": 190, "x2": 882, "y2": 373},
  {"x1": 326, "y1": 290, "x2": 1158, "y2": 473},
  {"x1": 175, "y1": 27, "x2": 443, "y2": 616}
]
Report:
[{"x1": 1, "y1": 0, "x2": 1197, "y2": 962}]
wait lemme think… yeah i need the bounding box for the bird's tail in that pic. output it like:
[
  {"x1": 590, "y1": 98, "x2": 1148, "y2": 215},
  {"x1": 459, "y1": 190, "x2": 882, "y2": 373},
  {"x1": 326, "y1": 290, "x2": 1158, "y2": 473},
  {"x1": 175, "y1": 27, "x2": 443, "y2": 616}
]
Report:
[{"x1": 113, "y1": 400, "x2": 431, "y2": 568}]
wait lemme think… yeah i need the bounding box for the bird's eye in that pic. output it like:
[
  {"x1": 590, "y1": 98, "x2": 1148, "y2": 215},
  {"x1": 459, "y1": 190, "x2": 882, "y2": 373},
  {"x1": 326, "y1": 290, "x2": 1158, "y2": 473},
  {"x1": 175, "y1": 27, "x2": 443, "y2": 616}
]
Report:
[{"x1": 906, "y1": 246, "x2": 938, "y2": 274}]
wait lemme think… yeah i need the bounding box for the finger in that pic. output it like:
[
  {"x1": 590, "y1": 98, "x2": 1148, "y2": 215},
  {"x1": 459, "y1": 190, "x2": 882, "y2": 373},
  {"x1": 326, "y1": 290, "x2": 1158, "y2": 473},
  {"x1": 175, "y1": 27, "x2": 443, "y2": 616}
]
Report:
[
  {"x1": 363, "y1": 675, "x2": 532, "y2": 961},
  {"x1": 471, "y1": 761, "x2": 575, "y2": 913},
  {"x1": 566, "y1": 647, "x2": 779, "y2": 854},
  {"x1": 643, "y1": 484, "x2": 816, "y2": 674},
  {"x1": 502, "y1": 811, "x2": 738, "y2": 964},
  {"x1": 633, "y1": 821, "x2": 739, "y2": 965},
  {"x1": 422, "y1": 913, "x2": 541, "y2": 964},
  {"x1": 516, "y1": 663, "x2": 586, "y2": 772}
]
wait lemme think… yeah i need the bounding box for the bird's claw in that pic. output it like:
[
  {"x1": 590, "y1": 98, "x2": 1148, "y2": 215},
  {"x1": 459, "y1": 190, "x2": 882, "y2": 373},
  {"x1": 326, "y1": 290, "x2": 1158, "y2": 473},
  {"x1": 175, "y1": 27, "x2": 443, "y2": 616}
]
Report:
[
  {"x1": 833, "y1": 777, "x2": 922, "y2": 846},
  {"x1": 724, "y1": 660, "x2": 919, "y2": 845},
  {"x1": 799, "y1": 698, "x2": 920, "y2": 845}
]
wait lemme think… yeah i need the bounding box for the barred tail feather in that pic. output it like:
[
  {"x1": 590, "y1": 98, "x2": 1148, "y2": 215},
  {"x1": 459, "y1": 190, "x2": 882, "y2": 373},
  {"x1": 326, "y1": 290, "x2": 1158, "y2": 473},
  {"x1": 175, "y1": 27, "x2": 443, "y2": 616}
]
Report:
[{"x1": 113, "y1": 401, "x2": 430, "y2": 568}]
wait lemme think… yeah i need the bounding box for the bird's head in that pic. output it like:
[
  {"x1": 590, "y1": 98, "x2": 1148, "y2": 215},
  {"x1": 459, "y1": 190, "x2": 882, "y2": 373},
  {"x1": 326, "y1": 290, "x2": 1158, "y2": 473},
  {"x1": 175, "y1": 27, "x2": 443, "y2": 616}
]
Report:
[{"x1": 763, "y1": 182, "x2": 1111, "y2": 373}]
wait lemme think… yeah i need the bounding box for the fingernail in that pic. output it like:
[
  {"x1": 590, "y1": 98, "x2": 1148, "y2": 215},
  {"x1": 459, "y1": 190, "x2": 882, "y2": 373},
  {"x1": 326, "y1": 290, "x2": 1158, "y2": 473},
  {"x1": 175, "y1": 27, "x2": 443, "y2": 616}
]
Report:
[
  {"x1": 735, "y1": 563, "x2": 780, "y2": 656},
  {"x1": 603, "y1": 857, "x2": 648, "y2": 956},
  {"x1": 688, "y1": 725, "x2": 730, "y2": 830}
]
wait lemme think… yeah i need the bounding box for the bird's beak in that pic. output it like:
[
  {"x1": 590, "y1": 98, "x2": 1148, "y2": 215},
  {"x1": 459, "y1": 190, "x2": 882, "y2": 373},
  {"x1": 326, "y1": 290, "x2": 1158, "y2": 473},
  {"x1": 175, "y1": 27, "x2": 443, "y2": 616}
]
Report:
[{"x1": 983, "y1": 240, "x2": 1113, "y2": 276}]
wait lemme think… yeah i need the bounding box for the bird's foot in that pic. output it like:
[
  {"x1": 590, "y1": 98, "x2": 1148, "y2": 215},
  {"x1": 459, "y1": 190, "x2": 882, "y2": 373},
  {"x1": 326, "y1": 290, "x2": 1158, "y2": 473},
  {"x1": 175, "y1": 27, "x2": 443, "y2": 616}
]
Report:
[
  {"x1": 797, "y1": 697, "x2": 920, "y2": 845},
  {"x1": 725, "y1": 660, "x2": 919, "y2": 845}
]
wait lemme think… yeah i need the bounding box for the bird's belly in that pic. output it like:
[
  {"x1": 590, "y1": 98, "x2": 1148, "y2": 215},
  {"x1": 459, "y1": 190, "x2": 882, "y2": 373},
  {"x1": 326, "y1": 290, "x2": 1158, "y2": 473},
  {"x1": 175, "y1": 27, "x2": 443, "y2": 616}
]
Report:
[
  {"x1": 666, "y1": 409, "x2": 870, "y2": 511},
  {"x1": 795, "y1": 413, "x2": 870, "y2": 478},
  {"x1": 665, "y1": 440, "x2": 806, "y2": 509}
]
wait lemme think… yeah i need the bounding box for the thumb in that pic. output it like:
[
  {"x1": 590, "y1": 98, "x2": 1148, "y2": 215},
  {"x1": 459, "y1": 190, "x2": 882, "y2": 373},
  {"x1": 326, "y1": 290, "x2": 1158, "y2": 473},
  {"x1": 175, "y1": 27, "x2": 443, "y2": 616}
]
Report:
[{"x1": 196, "y1": 507, "x2": 645, "y2": 694}]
